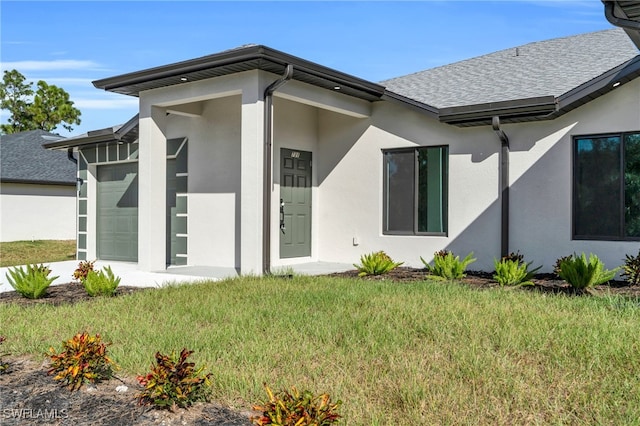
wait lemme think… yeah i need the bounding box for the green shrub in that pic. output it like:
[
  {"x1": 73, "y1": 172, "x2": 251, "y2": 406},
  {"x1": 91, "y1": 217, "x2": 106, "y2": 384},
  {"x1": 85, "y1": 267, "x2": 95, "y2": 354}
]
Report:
[
  {"x1": 421, "y1": 250, "x2": 476, "y2": 280},
  {"x1": 48, "y1": 332, "x2": 118, "y2": 390},
  {"x1": 622, "y1": 250, "x2": 640, "y2": 286},
  {"x1": 553, "y1": 255, "x2": 572, "y2": 277},
  {"x1": 251, "y1": 384, "x2": 342, "y2": 426},
  {"x1": 5, "y1": 264, "x2": 58, "y2": 299},
  {"x1": 353, "y1": 251, "x2": 403, "y2": 277},
  {"x1": 557, "y1": 253, "x2": 618, "y2": 291},
  {"x1": 0, "y1": 336, "x2": 9, "y2": 374},
  {"x1": 83, "y1": 266, "x2": 121, "y2": 297},
  {"x1": 493, "y1": 257, "x2": 541, "y2": 287},
  {"x1": 73, "y1": 259, "x2": 95, "y2": 283},
  {"x1": 136, "y1": 348, "x2": 212, "y2": 411}
]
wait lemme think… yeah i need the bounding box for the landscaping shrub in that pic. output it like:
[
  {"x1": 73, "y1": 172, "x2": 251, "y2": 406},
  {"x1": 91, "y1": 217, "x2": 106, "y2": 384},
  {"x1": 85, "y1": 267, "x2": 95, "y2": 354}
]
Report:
[
  {"x1": 48, "y1": 332, "x2": 118, "y2": 390},
  {"x1": 5, "y1": 263, "x2": 58, "y2": 299},
  {"x1": 493, "y1": 256, "x2": 541, "y2": 287},
  {"x1": 421, "y1": 250, "x2": 476, "y2": 280},
  {"x1": 557, "y1": 253, "x2": 618, "y2": 292},
  {"x1": 73, "y1": 260, "x2": 95, "y2": 283},
  {"x1": 0, "y1": 336, "x2": 9, "y2": 374},
  {"x1": 622, "y1": 249, "x2": 640, "y2": 286},
  {"x1": 553, "y1": 255, "x2": 572, "y2": 278},
  {"x1": 251, "y1": 384, "x2": 342, "y2": 426},
  {"x1": 82, "y1": 265, "x2": 121, "y2": 297},
  {"x1": 136, "y1": 348, "x2": 212, "y2": 411},
  {"x1": 353, "y1": 251, "x2": 403, "y2": 277}
]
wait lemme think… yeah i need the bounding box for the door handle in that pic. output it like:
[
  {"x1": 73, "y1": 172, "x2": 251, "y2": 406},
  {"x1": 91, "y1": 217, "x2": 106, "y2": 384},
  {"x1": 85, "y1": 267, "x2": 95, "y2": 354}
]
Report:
[{"x1": 279, "y1": 198, "x2": 286, "y2": 233}]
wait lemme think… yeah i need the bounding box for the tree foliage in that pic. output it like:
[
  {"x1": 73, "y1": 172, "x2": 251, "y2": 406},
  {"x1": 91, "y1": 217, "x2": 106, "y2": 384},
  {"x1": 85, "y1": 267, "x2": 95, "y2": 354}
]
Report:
[{"x1": 0, "y1": 69, "x2": 81, "y2": 134}]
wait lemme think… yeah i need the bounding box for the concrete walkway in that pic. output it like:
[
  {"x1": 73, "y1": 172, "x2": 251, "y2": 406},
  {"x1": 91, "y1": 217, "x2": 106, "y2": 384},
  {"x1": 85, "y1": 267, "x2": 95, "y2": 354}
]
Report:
[{"x1": 0, "y1": 260, "x2": 353, "y2": 293}]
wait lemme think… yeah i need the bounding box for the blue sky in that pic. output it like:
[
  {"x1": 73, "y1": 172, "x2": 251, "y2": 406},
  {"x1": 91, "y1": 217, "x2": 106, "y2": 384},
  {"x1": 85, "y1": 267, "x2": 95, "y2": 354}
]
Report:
[{"x1": 1, "y1": 1, "x2": 614, "y2": 137}]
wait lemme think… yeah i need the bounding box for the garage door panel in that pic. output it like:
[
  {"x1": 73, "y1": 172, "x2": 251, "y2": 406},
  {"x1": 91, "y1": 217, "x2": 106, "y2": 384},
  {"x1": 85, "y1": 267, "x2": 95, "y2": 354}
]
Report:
[{"x1": 97, "y1": 163, "x2": 138, "y2": 262}]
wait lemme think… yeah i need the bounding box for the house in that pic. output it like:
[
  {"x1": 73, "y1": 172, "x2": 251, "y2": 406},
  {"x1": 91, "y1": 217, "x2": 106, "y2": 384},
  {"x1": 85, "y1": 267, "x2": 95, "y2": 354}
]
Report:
[
  {"x1": 45, "y1": 4, "x2": 640, "y2": 275},
  {"x1": 0, "y1": 130, "x2": 76, "y2": 242}
]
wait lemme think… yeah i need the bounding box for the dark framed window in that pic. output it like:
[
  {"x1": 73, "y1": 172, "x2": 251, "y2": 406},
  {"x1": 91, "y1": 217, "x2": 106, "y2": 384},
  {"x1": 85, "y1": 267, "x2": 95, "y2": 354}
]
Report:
[
  {"x1": 573, "y1": 131, "x2": 640, "y2": 240},
  {"x1": 383, "y1": 146, "x2": 448, "y2": 235}
]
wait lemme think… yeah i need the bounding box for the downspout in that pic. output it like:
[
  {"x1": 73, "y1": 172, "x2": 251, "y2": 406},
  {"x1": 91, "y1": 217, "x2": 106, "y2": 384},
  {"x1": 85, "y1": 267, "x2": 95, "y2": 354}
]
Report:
[
  {"x1": 263, "y1": 64, "x2": 294, "y2": 275},
  {"x1": 492, "y1": 116, "x2": 510, "y2": 258}
]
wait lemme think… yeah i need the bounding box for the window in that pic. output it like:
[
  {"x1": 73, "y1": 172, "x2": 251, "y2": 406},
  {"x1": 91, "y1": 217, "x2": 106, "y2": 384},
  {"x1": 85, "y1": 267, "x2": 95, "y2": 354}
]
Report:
[
  {"x1": 383, "y1": 146, "x2": 448, "y2": 235},
  {"x1": 573, "y1": 132, "x2": 640, "y2": 240}
]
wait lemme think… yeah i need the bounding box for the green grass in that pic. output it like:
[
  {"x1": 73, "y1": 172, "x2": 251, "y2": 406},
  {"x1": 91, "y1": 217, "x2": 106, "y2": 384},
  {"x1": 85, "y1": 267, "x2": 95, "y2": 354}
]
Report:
[
  {"x1": 0, "y1": 240, "x2": 76, "y2": 267},
  {"x1": 2, "y1": 275, "x2": 640, "y2": 424}
]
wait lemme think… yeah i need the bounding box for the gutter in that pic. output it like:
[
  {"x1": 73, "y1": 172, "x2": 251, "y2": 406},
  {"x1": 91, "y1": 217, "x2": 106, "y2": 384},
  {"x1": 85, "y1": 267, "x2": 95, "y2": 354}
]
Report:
[
  {"x1": 263, "y1": 64, "x2": 294, "y2": 275},
  {"x1": 492, "y1": 116, "x2": 510, "y2": 258},
  {"x1": 604, "y1": 1, "x2": 640, "y2": 31}
]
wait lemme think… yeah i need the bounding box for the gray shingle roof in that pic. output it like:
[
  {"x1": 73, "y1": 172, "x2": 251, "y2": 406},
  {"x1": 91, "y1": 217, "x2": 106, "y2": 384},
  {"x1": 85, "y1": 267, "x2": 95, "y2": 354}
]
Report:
[
  {"x1": 382, "y1": 28, "x2": 639, "y2": 109},
  {"x1": 1, "y1": 130, "x2": 76, "y2": 185}
]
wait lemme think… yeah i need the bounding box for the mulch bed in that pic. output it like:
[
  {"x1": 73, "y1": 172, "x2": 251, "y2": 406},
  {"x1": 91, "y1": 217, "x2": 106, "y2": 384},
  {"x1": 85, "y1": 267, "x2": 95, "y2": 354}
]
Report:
[{"x1": 1, "y1": 269, "x2": 639, "y2": 424}]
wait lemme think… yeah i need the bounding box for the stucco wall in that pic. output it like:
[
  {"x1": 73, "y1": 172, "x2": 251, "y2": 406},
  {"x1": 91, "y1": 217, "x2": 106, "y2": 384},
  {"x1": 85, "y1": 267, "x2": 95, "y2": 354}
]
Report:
[
  {"x1": 314, "y1": 102, "x2": 501, "y2": 272},
  {"x1": 507, "y1": 77, "x2": 640, "y2": 272},
  {"x1": 164, "y1": 95, "x2": 242, "y2": 268},
  {"x1": 0, "y1": 183, "x2": 76, "y2": 242}
]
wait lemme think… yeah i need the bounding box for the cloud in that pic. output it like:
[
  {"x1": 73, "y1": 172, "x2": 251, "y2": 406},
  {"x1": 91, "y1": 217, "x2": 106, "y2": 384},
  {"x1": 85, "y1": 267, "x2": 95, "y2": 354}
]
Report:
[
  {"x1": 0, "y1": 59, "x2": 104, "y2": 72},
  {"x1": 73, "y1": 98, "x2": 139, "y2": 109}
]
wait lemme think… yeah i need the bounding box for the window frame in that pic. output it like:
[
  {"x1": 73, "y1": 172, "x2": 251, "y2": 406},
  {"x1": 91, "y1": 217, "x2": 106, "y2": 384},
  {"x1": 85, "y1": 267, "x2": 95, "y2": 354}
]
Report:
[
  {"x1": 572, "y1": 131, "x2": 640, "y2": 241},
  {"x1": 382, "y1": 145, "x2": 449, "y2": 237}
]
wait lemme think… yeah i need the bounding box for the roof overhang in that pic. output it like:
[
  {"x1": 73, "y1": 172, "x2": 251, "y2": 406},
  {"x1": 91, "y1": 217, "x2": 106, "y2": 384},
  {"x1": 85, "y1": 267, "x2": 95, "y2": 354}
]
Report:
[
  {"x1": 44, "y1": 114, "x2": 139, "y2": 150},
  {"x1": 603, "y1": 1, "x2": 640, "y2": 49},
  {"x1": 93, "y1": 45, "x2": 386, "y2": 103}
]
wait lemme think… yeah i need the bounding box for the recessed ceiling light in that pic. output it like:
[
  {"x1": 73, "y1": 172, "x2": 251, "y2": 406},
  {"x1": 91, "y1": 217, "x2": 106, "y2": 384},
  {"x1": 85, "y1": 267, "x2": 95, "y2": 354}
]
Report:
[
  {"x1": 333, "y1": 86, "x2": 341, "y2": 90},
  {"x1": 180, "y1": 77, "x2": 188, "y2": 82},
  {"x1": 613, "y1": 81, "x2": 621, "y2": 88}
]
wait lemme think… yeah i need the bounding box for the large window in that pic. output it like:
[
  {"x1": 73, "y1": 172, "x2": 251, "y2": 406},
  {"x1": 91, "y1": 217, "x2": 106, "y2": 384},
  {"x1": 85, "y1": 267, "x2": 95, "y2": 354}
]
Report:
[
  {"x1": 574, "y1": 132, "x2": 640, "y2": 240},
  {"x1": 383, "y1": 146, "x2": 448, "y2": 235}
]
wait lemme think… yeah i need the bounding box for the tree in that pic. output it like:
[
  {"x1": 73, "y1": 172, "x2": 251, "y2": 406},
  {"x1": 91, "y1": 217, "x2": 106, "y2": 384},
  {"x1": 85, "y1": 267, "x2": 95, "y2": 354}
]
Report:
[{"x1": 0, "y1": 69, "x2": 81, "y2": 134}]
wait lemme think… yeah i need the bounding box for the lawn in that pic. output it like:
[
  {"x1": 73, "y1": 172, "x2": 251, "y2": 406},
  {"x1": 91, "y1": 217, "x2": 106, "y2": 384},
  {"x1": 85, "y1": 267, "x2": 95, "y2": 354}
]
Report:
[
  {"x1": 1, "y1": 275, "x2": 639, "y2": 424},
  {"x1": 0, "y1": 240, "x2": 76, "y2": 267}
]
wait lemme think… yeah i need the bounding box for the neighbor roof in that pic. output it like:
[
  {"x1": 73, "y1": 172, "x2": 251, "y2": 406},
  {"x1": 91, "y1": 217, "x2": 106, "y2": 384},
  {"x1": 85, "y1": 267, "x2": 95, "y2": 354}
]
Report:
[
  {"x1": 44, "y1": 114, "x2": 139, "y2": 150},
  {"x1": 1, "y1": 130, "x2": 76, "y2": 185},
  {"x1": 382, "y1": 29, "x2": 638, "y2": 110}
]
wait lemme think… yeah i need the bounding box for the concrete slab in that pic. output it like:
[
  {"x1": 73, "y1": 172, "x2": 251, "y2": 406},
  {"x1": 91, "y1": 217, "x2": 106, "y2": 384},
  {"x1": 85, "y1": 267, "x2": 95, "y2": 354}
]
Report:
[{"x1": 0, "y1": 260, "x2": 354, "y2": 293}]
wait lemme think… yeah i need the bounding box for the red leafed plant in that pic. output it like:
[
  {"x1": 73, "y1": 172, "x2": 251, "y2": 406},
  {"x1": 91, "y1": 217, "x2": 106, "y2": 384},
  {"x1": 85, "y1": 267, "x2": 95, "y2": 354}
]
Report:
[
  {"x1": 73, "y1": 260, "x2": 95, "y2": 283},
  {"x1": 251, "y1": 383, "x2": 342, "y2": 425},
  {"x1": 48, "y1": 332, "x2": 117, "y2": 390},
  {"x1": 136, "y1": 348, "x2": 212, "y2": 411}
]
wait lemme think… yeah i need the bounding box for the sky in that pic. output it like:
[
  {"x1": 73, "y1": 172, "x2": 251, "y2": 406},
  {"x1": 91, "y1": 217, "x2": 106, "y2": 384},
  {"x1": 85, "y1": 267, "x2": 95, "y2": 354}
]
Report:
[{"x1": 0, "y1": 0, "x2": 616, "y2": 137}]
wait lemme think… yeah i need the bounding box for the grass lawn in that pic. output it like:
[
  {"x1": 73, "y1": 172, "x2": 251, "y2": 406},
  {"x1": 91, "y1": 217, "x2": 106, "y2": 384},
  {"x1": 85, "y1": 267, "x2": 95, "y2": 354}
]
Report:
[
  {"x1": 0, "y1": 240, "x2": 76, "y2": 267},
  {"x1": 2, "y1": 275, "x2": 640, "y2": 424}
]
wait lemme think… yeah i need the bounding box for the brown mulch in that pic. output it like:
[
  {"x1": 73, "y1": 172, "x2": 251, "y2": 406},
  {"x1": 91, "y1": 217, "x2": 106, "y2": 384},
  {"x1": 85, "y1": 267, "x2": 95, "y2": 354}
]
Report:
[{"x1": 1, "y1": 270, "x2": 639, "y2": 425}]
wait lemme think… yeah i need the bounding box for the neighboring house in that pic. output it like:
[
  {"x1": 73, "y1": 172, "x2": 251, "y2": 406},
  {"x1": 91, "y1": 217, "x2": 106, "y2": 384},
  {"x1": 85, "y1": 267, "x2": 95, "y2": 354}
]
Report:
[
  {"x1": 0, "y1": 130, "x2": 76, "y2": 242},
  {"x1": 45, "y1": 4, "x2": 640, "y2": 275}
]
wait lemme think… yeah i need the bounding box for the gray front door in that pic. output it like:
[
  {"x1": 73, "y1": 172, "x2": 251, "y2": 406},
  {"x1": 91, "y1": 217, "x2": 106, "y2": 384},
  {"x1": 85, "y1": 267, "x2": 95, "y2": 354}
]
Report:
[
  {"x1": 280, "y1": 148, "x2": 312, "y2": 258},
  {"x1": 97, "y1": 162, "x2": 138, "y2": 262}
]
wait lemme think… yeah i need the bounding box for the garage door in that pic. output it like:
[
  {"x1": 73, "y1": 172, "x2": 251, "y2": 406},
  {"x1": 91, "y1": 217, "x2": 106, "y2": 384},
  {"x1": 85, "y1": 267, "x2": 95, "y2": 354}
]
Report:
[{"x1": 97, "y1": 163, "x2": 138, "y2": 262}]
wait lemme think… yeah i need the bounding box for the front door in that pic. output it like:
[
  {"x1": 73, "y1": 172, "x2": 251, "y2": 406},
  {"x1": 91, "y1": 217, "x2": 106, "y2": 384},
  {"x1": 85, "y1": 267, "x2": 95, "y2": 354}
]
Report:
[{"x1": 280, "y1": 148, "x2": 312, "y2": 258}]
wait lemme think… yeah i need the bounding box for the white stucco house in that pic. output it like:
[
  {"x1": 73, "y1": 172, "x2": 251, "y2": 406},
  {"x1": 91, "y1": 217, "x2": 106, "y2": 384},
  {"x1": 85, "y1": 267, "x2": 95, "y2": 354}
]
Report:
[
  {"x1": 45, "y1": 3, "x2": 640, "y2": 275},
  {"x1": 1, "y1": 130, "x2": 76, "y2": 242}
]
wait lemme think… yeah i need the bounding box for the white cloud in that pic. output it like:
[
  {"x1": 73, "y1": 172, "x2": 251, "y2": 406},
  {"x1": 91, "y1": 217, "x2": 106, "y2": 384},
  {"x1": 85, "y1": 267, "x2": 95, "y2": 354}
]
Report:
[
  {"x1": 0, "y1": 59, "x2": 104, "y2": 72},
  {"x1": 73, "y1": 98, "x2": 139, "y2": 109}
]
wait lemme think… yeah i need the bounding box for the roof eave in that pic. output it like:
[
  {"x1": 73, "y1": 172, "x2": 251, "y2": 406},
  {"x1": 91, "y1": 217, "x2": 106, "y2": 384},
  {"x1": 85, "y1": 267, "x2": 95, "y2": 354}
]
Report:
[
  {"x1": 603, "y1": 0, "x2": 640, "y2": 49},
  {"x1": 92, "y1": 45, "x2": 386, "y2": 101},
  {"x1": 438, "y1": 96, "x2": 558, "y2": 127},
  {"x1": 556, "y1": 55, "x2": 640, "y2": 113}
]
